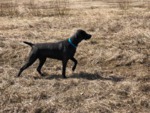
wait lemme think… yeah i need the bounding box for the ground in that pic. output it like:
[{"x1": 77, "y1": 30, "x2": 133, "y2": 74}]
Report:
[{"x1": 0, "y1": 0, "x2": 150, "y2": 113}]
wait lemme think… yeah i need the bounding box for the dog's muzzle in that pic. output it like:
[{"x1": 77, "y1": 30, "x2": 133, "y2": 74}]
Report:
[{"x1": 85, "y1": 34, "x2": 92, "y2": 40}]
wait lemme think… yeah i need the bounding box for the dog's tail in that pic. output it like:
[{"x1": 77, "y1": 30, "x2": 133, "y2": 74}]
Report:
[{"x1": 23, "y1": 41, "x2": 34, "y2": 47}]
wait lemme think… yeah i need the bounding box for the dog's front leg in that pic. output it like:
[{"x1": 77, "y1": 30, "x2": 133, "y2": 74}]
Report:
[
  {"x1": 62, "y1": 59, "x2": 68, "y2": 78},
  {"x1": 70, "y1": 57, "x2": 78, "y2": 71}
]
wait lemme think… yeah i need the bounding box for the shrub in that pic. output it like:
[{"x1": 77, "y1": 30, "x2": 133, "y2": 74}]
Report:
[
  {"x1": 51, "y1": 0, "x2": 70, "y2": 16},
  {"x1": 118, "y1": 0, "x2": 131, "y2": 10},
  {"x1": 0, "y1": 1, "x2": 19, "y2": 17}
]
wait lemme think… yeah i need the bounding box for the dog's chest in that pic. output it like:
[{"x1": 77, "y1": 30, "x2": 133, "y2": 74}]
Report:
[{"x1": 65, "y1": 47, "x2": 76, "y2": 58}]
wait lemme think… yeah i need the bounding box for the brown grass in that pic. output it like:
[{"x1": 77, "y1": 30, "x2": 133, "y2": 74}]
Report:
[
  {"x1": 0, "y1": 0, "x2": 70, "y2": 17},
  {"x1": 0, "y1": 0, "x2": 150, "y2": 113}
]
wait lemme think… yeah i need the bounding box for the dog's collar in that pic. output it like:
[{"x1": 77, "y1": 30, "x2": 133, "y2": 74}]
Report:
[{"x1": 68, "y1": 38, "x2": 77, "y2": 48}]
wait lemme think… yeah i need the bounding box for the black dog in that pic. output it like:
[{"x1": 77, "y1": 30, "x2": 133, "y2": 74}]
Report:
[{"x1": 17, "y1": 29, "x2": 92, "y2": 78}]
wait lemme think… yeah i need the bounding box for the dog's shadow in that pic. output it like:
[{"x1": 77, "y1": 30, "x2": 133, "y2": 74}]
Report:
[{"x1": 41, "y1": 72, "x2": 124, "y2": 82}]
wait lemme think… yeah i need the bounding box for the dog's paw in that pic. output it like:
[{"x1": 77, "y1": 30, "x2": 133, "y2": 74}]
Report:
[
  {"x1": 72, "y1": 67, "x2": 76, "y2": 72},
  {"x1": 16, "y1": 74, "x2": 21, "y2": 78},
  {"x1": 63, "y1": 76, "x2": 67, "y2": 79},
  {"x1": 40, "y1": 73, "x2": 46, "y2": 77}
]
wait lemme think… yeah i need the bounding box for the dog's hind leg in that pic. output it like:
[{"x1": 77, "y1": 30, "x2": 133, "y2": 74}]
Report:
[
  {"x1": 17, "y1": 51, "x2": 38, "y2": 77},
  {"x1": 37, "y1": 58, "x2": 46, "y2": 76},
  {"x1": 70, "y1": 57, "x2": 78, "y2": 71}
]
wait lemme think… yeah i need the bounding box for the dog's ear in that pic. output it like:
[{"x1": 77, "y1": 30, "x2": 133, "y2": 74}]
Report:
[
  {"x1": 74, "y1": 30, "x2": 80, "y2": 38},
  {"x1": 75, "y1": 29, "x2": 83, "y2": 38},
  {"x1": 74, "y1": 32, "x2": 78, "y2": 38}
]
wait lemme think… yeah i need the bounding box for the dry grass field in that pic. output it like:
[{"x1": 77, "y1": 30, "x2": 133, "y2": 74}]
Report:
[{"x1": 0, "y1": 0, "x2": 150, "y2": 113}]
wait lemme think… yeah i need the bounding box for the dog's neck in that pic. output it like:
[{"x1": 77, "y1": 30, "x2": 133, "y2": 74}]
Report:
[{"x1": 69, "y1": 36, "x2": 82, "y2": 48}]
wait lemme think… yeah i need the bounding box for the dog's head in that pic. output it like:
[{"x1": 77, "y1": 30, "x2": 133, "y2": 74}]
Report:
[{"x1": 75, "y1": 29, "x2": 92, "y2": 40}]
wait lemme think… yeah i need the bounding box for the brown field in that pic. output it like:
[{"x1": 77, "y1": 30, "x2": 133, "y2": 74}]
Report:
[{"x1": 0, "y1": 0, "x2": 150, "y2": 113}]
